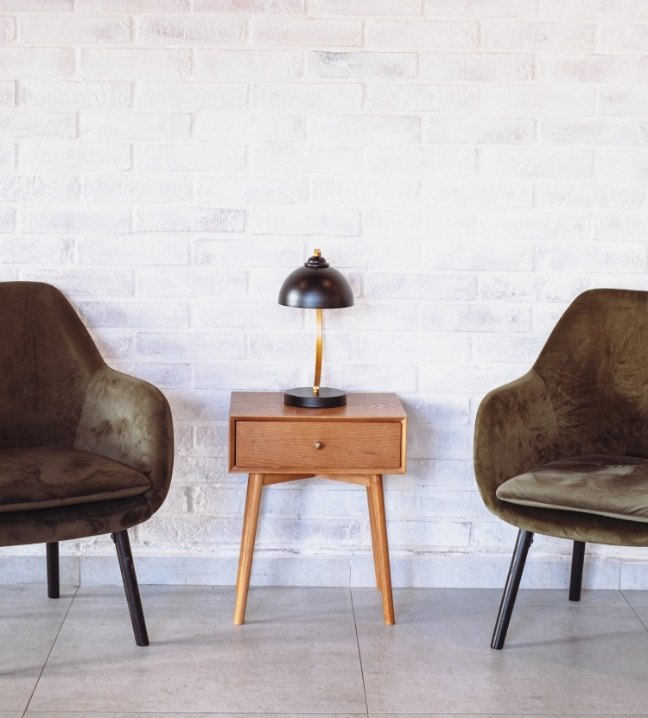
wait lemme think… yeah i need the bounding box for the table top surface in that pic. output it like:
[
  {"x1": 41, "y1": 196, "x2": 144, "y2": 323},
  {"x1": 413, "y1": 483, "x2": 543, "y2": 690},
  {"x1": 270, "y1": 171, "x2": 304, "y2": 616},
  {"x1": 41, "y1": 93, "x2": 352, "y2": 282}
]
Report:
[{"x1": 230, "y1": 392, "x2": 406, "y2": 421}]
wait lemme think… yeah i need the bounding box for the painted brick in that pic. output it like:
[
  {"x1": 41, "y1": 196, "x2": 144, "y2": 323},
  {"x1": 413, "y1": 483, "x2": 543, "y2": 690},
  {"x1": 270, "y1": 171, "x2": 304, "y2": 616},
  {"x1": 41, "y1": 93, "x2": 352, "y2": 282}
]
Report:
[
  {"x1": 310, "y1": 176, "x2": 420, "y2": 206},
  {"x1": 596, "y1": 150, "x2": 648, "y2": 180},
  {"x1": 20, "y1": 142, "x2": 131, "y2": 171},
  {"x1": 138, "y1": 268, "x2": 247, "y2": 297},
  {"x1": 193, "y1": 301, "x2": 295, "y2": 330},
  {"x1": 193, "y1": 238, "x2": 303, "y2": 267},
  {"x1": 81, "y1": 49, "x2": 191, "y2": 80},
  {"x1": 20, "y1": 81, "x2": 131, "y2": 109},
  {"x1": 19, "y1": 268, "x2": 133, "y2": 297},
  {"x1": 422, "y1": 241, "x2": 534, "y2": 272},
  {"x1": 137, "y1": 16, "x2": 245, "y2": 45},
  {"x1": 537, "y1": 55, "x2": 640, "y2": 83},
  {"x1": 79, "y1": 301, "x2": 190, "y2": 328},
  {"x1": 195, "y1": 50, "x2": 302, "y2": 79},
  {"x1": 0, "y1": 144, "x2": 15, "y2": 169},
  {"x1": 311, "y1": 0, "x2": 420, "y2": 14},
  {"x1": 0, "y1": 175, "x2": 80, "y2": 201},
  {"x1": 426, "y1": 117, "x2": 536, "y2": 144},
  {"x1": 366, "y1": 85, "x2": 477, "y2": 113},
  {"x1": 134, "y1": 143, "x2": 246, "y2": 171},
  {"x1": 194, "y1": 0, "x2": 303, "y2": 11},
  {"x1": 541, "y1": 118, "x2": 642, "y2": 146},
  {"x1": 366, "y1": 21, "x2": 479, "y2": 49},
  {"x1": 308, "y1": 115, "x2": 419, "y2": 145},
  {"x1": 253, "y1": 17, "x2": 362, "y2": 46},
  {"x1": 194, "y1": 111, "x2": 304, "y2": 142},
  {"x1": 197, "y1": 174, "x2": 308, "y2": 205},
  {"x1": 253, "y1": 82, "x2": 361, "y2": 112},
  {"x1": 482, "y1": 21, "x2": 595, "y2": 50},
  {"x1": 365, "y1": 273, "x2": 476, "y2": 301},
  {"x1": 1, "y1": 0, "x2": 72, "y2": 7},
  {"x1": 536, "y1": 243, "x2": 647, "y2": 273},
  {"x1": 480, "y1": 148, "x2": 594, "y2": 177},
  {"x1": 478, "y1": 275, "x2": 589, "y2": 303},
  {"x1": 0, "y1": 236, "x2": 72, "y2": 262},
  {"x1": 0, "y1": 112, "x2": 75, "y2": 139},
  {"x1": 84, "y1": 174, "x2": 193, "y2": 202},
  {"x1": 20, "y1": 16, "x2": 131, "y2": 43},
  {"x1": 479, "y1": 209, "x2": 590, "y2": 240},
  {"x1": 599, "y1": 22, "x2": 648, "y2": 51},
  {"x1": 419, "y1": 52, "x2": 533, "y2": 81},
  {"x1": 78, "y1": 236, "x2": 189, "y2": 265},
  {"x1": 79, "y1": 112, "x2": 191, "y2": 140},
  {"x1": 307, "y1": 51, "x2": 416, "y2": 79},
  {"x1": 78, "y1": 1, "x2": 190, "y2": 10},
  {"x1": 0, "y1": 48, "x2": 75, "y2": 78},
  {"x1": 0, "y1": 207, "x2": 15, "y2": 233},
  {"x1": 0, "y1": 82, "x2": 14, "y2": 107},
  {"x1": 481, "y1": 85, "x2": 596, "y2": 116},
  {"x1": 251, "y1": 145, "x2": 363, "y2": 173},
  {"x1": 425, "y1": 0, "x2": 540, "y2": 15},
  {"x1": 594, "y1": 213, "x2": 648, "y2": 242},
  {"x1": 134, "y1": 206, "x2": 245, "y2": 233},
  {"x1": 23, "y1": 205, "x2": 131, "y2": 234},
  {"x1": 133, "y1": 82, "x2": 247, "y2": 110},
  {"x1": 421, "y1": 179, "x2": 533, "y2": 208},
  {"x1": 600, "y1": 87, "x2": 648, "y2": 116},
  {"x1": 0, "y1": 17, "x2": 16, "y2": 43},
  {"x1": 535, "y1": 180, "x2": 645, "y2": 209},
  {"x1": 368, "y1": 148, "x2": 477, "y2": 176},
  {"x1": 249, "y1": 207, "x2": 359, "y2": 236},
  {"x1": 136, "y1": 331, "x2": 245, "y2": 360},
  {"x1": 365, "y1": 209, "x2": 475, "y2": 239}
]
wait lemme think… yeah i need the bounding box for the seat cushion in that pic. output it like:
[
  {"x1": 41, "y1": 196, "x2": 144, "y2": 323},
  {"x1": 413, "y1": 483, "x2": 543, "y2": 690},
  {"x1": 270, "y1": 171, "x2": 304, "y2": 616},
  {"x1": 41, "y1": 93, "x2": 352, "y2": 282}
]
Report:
[
  {"x1": 497, "y1": 454, "x2": 648, "y2": 524},
  {"x1": 0, "y1": 447, "x2": 151, "y2": 514}
]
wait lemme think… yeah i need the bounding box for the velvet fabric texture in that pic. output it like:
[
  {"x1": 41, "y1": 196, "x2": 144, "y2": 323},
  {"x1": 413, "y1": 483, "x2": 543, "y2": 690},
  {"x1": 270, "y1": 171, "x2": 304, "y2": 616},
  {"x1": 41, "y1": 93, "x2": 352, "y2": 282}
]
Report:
[
  {"x1": 0, "y1": 282, "x2": 174, "y2": 546},
  {"x1": 497, "y1": 455, "x2": 648, "y2": 524},
  {"x1": 474, "y1": 288, "x2": 648, "y2": 546}
]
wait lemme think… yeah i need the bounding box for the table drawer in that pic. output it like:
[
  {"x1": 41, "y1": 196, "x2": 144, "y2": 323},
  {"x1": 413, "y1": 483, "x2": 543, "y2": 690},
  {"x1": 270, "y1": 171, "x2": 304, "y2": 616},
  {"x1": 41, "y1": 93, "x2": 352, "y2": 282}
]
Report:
[{"x1": 235, "y1": 420, "x2": 403, "y2": 472}]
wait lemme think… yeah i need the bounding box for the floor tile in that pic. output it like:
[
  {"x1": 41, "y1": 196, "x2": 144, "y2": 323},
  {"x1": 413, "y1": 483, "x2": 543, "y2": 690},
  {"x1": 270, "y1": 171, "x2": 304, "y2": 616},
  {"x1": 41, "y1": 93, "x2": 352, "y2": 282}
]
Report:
[
  {"x1": 26, "y1": 714, "x2": 366, "y2": 718},
  {"x1": 356, "y1": 597, "x2": 648, "y2": 715},
  {"x1": 29, "y1": 587, "x2": 366, "y2": 714},
  {"x1": 0, "y1": 588, "x2": 73, "y2": 712},
  {"x1": 622, "y1": 589, "x2": 648, "y2": 609}
]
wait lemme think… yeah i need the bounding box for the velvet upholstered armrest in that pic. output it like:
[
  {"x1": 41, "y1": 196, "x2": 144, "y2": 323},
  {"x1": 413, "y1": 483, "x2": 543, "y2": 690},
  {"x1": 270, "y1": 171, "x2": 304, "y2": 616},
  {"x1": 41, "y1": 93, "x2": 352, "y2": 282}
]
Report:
[
  {"x1": 474, "y1": 369, "x2": 560, "y2": 515},
  {"x1": 73, "y1": 366, "x2": 174, "y2": 512}
]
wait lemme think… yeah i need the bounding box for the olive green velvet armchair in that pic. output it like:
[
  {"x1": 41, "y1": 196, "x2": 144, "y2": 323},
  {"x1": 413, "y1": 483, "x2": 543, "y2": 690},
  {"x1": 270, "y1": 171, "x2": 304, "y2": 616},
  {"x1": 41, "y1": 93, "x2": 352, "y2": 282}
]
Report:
[
  {"x1": 475, "y1": 288, "x2": 648, "y2": 648},
  {"x1": 0, "y1": 282, "x2": 174, "y2": 646}
]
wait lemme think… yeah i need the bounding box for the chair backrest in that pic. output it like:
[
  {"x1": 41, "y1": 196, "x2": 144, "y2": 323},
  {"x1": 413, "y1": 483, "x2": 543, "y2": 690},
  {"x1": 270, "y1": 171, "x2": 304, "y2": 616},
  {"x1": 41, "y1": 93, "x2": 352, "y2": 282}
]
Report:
[
  {"x1": 534, "y1": 288, "x2": 648, "y2": 458},
  {"x1": 0, "y1": 282, "x2": 104, "y2": 448}
]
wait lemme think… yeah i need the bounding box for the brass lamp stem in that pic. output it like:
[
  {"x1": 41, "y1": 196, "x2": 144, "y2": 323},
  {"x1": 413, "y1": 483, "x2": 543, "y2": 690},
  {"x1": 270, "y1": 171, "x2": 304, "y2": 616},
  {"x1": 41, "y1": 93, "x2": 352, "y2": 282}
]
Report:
[{"x1": 313, "y1": 308, "x2": 323, "y2": 396}]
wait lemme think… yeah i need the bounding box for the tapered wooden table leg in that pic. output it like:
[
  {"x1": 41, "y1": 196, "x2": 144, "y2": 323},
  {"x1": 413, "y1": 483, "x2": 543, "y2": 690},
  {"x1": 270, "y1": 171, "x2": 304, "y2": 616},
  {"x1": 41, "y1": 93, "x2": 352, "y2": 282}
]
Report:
[
  {"x1": 369, "y1": 474, "x2": 395, "y2": 625},
  {"x1": 366, "y1": 485, "x2": 382, "y2": 590},
  {"x1": 234, "y1": 473, "x2": 264, "y2": 625}
]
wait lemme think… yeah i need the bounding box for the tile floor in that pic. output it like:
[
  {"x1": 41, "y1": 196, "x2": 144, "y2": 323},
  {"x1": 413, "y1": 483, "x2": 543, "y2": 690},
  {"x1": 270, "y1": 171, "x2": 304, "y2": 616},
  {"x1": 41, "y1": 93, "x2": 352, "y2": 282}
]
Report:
[{"x1": 2, "y1": 583, "x2": 648, "y2": 717}]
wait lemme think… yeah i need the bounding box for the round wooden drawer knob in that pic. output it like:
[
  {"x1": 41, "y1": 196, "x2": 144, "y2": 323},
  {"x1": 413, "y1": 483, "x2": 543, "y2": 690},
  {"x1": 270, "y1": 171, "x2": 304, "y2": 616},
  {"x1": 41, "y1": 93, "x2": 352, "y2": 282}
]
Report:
[{"x1": 314, "y1": 441, "x2": 324, "y2": 450}]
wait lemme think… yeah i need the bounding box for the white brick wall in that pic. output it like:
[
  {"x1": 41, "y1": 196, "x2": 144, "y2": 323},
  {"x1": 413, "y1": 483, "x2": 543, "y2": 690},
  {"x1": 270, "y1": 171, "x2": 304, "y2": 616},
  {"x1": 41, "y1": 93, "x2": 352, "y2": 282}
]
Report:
[{"x1": 2, "y1": 0, "x2": 648, "y2": 589}]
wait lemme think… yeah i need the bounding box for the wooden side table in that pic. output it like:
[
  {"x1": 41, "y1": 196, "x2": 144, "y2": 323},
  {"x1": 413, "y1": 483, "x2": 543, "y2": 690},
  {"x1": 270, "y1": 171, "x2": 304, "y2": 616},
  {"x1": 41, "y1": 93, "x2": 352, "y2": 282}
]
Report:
[{"x1": 229, "y1": 391, "x2": 407, "y2": 626}]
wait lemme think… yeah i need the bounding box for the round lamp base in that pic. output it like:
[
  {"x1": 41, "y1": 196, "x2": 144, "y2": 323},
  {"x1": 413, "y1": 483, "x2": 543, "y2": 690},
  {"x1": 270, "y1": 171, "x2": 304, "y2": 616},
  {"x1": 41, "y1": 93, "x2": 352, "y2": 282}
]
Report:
[{"x1": 283, "y1": 387, "x2": 347, "y2": 409}]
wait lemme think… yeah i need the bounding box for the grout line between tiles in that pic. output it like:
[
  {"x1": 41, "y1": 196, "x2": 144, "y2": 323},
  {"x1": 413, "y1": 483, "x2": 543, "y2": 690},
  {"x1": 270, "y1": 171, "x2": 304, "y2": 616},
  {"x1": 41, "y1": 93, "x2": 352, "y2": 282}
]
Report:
[
  {"x1": 22, "y1": 585, "x2": 79, "y2": 718},
  {"x1": 620, "y1": 589, "x2": 648, "y2": 635},
  {"x1": 349, "y1": 586, "x2": 370, "y2": 718}
]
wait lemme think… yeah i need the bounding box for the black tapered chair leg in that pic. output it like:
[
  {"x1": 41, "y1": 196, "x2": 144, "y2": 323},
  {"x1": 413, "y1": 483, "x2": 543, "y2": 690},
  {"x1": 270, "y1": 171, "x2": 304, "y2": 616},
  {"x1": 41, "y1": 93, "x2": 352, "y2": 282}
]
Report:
[
  {"x1": 46, "y1": 542, "x2": 60, "y2": 599},
  {"x1": 491, "y1": 529, "x2": 534, "y2": 650},
  {"x1": 569, "y1": 540, "x2": 586, "y2": 602},
  {"x1": 112, "y1": 530, "x2": 149, "y2": 647}
]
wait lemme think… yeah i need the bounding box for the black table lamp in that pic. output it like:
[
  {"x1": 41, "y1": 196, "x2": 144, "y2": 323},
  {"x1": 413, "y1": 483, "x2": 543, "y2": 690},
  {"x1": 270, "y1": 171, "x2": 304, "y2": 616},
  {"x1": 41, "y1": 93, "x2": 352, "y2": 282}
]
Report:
[{"x1": 278, "y1": 249, "x2": 354, "y2": 408}]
